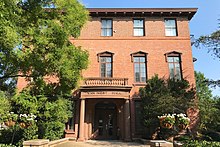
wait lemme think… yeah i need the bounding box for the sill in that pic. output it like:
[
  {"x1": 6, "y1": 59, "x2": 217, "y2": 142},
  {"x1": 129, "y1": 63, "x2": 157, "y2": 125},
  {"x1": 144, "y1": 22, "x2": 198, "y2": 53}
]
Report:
[
  {"x1": 65, "y1": 130, "x2": 75, "y2": 133},
  {"x1": 132, "y1": 83, "x2": 147, "y2": 86},
  {"x1": 165, "y1": 35, "x2": 178, "y2": 37},
  {"x1": 133, "y1": 35, "x2": 145, "y2": 37}
]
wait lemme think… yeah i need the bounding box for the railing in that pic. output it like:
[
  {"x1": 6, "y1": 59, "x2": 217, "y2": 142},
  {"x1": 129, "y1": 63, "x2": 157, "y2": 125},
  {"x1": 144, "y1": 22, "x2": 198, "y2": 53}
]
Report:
[{"x1": 83, "y1": 77, "x2": 128, "y2": 87}]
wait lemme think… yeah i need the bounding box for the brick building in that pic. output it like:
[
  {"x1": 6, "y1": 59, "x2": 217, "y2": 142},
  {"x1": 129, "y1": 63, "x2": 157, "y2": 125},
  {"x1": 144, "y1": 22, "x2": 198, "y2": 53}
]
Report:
[{"x1": 18, "y1": 8, "x2": 197, "y2": 141}]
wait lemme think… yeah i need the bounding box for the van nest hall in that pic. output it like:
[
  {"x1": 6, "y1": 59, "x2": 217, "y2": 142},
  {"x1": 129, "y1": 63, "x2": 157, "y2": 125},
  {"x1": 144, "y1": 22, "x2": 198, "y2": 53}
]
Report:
[{"x1": 18, "y1": 8, "x2": 197, "y2": 141}]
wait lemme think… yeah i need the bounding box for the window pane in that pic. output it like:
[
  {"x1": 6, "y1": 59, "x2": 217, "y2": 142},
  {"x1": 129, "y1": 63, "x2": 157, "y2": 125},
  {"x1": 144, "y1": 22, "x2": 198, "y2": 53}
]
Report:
[
  {"x1": 101, "y1": 19, "x2": 112, "y2": 36},
  {"x1": 165, "y1": 19, "x2": 175, "y2": 27},
  {"x1": 101, "y1": 63, "x2": 106, "y2": 77},
  {"x1": 134, "y1": 57, "x2": 146, "y2": 82},
  {"x1": 101, "y1": 20, "x2": 107, "y2": 28},
  {"x1": 173, "y1": 57, "x2": 179, "y2": 62},
  {"x1": 100, "y1": 57, "x2": 112, "y2": 77},
  {"x1": 106, "y1": 20, "x2": 112, "y2": 28},
  {"x1": 169, "y1": 63, "x2": 175, "y2": 79},
  {"x1": 135, "y1": 73, "x2": 140, "y2": 82},
  {"x1": 165, "y1": 19, "x2": 177, "y2": 36},
  {"x1": 141, "y1": 76, "x2": 146, "y2": 82},
  {"x1": 100, "y1": 57, "x2": 106, "y2": 62},
  {"x1": 106, "y1": 57, "x2": 112, "y2": 62},
  {"x1": 134, "y1": 29, "x2": 144, "y2": 36},
  {"x1": 167, "y1": 57, "x2": 173, "y2": 62},
  {"x1": 134, "y1": 19, "x2": 144, "y2": 36},
  {"x1": 165, "y1": 28, "x2": 176, "y2": 36},
  {"x1": 175, "y1": 63, "x2": 181, "y2": 80},
  {"x1": 134, "y1": 63, "x2": 140, "y2": 72},
  {"x1": 139, "y1": 57, "x2": 145, "y2": 62},
  {"x1": 134, "y1": 20, "x2": 143, "y2": 27},
  {"x1": 102, "y1": 29, "x2": 112, "y2": 36},
  {"x1": 133, "y1": 57, "x2": 139, "y2": 62}
]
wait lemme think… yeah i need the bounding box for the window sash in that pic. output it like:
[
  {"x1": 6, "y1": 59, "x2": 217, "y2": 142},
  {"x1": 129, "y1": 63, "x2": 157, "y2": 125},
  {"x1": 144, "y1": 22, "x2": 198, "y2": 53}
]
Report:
[
  {"x1": 100, "y1": 57, "x2": 112, "y2": 77},
  {"x1": 134, "y1": 57, "x2": 146, "y2": 82},
  {"x1": 165, "y1": 19, "x2": 177, "y2": 36},
  {"x1": 168, "y1": 56, "x2": 181, "y2": 80},
  {"x1": 101, "y1": 19, "x2": 112, "y2": 36},
  {"x1": 133, "y1": 19, "x2": 144, "y2": 36}
]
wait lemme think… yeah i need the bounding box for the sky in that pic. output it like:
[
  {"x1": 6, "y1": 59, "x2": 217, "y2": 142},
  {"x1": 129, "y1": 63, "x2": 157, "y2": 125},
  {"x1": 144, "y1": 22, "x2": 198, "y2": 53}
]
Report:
[{"x1": 81, "y1": 0, "x2": 220, "y2": 96}]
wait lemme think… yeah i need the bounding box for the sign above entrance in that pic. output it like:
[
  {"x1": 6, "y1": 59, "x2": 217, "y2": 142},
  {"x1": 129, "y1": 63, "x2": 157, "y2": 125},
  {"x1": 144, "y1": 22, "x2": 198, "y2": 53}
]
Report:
[{"x1": 81, "y1": 90, "x2": 130, "y2": 99}]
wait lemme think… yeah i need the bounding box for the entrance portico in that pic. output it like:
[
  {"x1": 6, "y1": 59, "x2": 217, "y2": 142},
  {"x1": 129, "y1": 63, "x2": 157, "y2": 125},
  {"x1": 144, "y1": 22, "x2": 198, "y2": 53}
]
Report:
[{"x1": 76, "y1": 77, "x2": 132, "y2": 141}]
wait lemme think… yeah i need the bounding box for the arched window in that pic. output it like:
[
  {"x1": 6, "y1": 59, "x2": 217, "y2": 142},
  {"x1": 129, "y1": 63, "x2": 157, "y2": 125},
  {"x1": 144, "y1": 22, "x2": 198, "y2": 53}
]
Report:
[
  {"x1": 165, "y1": 51, "x2": 182, "y2": 80},
  {"x1": 131, "y1": 51, "x2": 148, "y2": 83},
  {"x1": 97, "y1": 51, "x2": 114, "y2": 77}
]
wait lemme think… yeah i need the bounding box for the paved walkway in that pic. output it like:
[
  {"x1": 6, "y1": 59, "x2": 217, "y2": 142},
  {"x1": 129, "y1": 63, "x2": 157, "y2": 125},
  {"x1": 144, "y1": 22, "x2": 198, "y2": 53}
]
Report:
[{"x1": 55, "y1": 140, "x2": 150, "y2": 147}]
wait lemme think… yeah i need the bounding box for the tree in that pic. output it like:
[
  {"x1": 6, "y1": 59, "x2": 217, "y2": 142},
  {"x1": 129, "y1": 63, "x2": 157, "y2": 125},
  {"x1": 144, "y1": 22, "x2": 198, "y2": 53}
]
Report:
[
  {"x1": 0, "y1": 0, "x2": 89, "y2": 95},
  {"x1": 140, "y1": 75, "x2": 195, "y2": 138},
  {"x1": 195, "y1": 71, "x2": 220, "y2": 141},
  {"x1": 195, "y1": 21, "x2": 220, "y2": 87},
  {"x1": 0, "y1": 0, "x2": 89, "y2": 144},
  {"x1": 195, "y1": 71, "x2": 216, "y2": 130},
  {"x1": 0, "y1": 0, "x2": 20, "y2": 93}
]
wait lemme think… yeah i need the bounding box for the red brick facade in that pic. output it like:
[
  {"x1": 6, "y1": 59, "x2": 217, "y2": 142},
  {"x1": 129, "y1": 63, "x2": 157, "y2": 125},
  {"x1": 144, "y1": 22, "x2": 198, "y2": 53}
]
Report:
[{"x1": 17, "y1": 8, "x2": 197, "y2": 141}]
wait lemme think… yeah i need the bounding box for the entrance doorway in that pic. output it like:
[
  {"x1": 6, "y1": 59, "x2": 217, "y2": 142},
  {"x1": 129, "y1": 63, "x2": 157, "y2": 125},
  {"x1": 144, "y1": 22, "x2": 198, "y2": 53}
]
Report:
[{"x1": 94, "y1": 102, "x2": 117, "y2": 140}]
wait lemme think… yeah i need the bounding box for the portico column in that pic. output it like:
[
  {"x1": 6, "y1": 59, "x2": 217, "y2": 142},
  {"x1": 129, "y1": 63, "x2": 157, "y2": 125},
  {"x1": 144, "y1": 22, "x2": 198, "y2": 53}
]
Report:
[
  {"x1": 78, "y1": 98, "x2": 85, "y2": 141},
  {"x1": 124, "y1": 99, "x2": 131, "y2": 141}
]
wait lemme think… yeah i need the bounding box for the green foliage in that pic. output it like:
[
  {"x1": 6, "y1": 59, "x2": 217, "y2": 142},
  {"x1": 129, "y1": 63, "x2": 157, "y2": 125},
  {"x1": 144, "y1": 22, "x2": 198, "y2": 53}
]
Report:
[
  {"x1": 195, "y1": 71, "x2": 220, "y2": 141},
  {"x1": 183, "y1": 140, "x2": 220, "y2": 147},
  {"x1": 10, "y1": 91, "x2": 72, "y2": 141},
  {"x1": 0, "y1": 123, "x2": 38, "y2": 146},
  {"x1": 195, "y1": 71, "x2": 216, "y2": 130},
  {"x1": 140, "y1": 75, "x2": 195, "y2": 128},
  {"x1": 0, "y1": 91, "x2": 10, "y2": 122},
  {"x1": 0, "y1": 0, "x2": 89, "y2": 95},
  {"x1": 37, "y1": 95, "x2": 72, "y2": 140},
  {"x1": 0, "y1": 0, "x2": 88, "y2": 145},
  {"x1": 0, "y1": 144, "x2": 16, "y2": 147},
  {"x1": 195, "y1": 21, "x2": 220, "y2": 87}
]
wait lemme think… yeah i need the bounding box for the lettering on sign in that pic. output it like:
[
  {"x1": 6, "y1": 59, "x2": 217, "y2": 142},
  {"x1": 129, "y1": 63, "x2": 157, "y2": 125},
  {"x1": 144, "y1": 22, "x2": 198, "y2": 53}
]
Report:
[{"x1": 86, "y1": 91, "x2": 122, "y2": 95}]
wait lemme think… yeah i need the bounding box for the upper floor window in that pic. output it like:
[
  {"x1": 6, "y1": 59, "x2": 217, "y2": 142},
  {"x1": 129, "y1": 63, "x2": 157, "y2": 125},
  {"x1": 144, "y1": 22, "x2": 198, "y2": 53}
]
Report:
[
  {"x1": 133, "y1": 19, "x2": 145, "y2": 36},
  {"x1": 101, "y1": 19, "x2": 113, "y2": 36},
  {"x1": 97, "y1": 51, "x2": 114, "y2": 77},
  {"x1": 131, "y1": 51, "x2": 147, "y2": 83},
  {"x1": 165, "y1": 51, "x2": 182, "y2": 80},
  {"x1": 165, "y1": 19, "x2": 177, "y2": 36}
]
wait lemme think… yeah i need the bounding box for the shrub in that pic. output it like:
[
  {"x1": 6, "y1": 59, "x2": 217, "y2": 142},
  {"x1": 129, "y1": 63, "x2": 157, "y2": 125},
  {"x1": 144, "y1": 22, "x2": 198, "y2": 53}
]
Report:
[
  {"x1": 140, "y1": 75, "x2": 195, "y2": 138},
  {"x1": 0, "y1": 144, "x2": 16, "y2": 147},
  {"x1": 184, "y1": 140, "x2": 220, "y2": 147}
]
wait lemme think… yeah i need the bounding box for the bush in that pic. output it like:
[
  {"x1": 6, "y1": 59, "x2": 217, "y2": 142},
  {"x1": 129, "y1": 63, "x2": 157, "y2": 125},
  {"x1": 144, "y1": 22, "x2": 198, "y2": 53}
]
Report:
[
  {"x1": 0, "y1": 144, "x2": 16, "y2": 147},
  {"x1": 140, "y1": 75, "x2": 195, "y2": 138},
  {"x1": 184, "y1": 140, "x2": 220, "y2": 147},
  {"x1": 0, "y1": 91, "x2": 11, "y2": 123}
]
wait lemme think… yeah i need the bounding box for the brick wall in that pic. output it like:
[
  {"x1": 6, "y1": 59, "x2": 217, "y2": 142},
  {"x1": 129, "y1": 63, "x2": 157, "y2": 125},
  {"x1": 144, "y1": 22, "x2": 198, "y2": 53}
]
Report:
[{"x1": 71, "y1": 16, "x2": 195, "y2": 97}]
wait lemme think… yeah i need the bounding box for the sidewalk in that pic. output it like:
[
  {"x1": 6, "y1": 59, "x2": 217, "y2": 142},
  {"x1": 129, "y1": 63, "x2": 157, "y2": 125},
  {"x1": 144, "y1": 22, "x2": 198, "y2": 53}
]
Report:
[{"x1": 55, "y1": 140, "x2": 150, "y2": 147}]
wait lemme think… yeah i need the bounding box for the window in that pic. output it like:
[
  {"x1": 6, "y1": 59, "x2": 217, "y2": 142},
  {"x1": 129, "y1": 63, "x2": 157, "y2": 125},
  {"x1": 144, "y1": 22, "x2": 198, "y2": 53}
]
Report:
[
  {"x1": 101, "y1": 19, "x2": 112, "y2": 36},
  {"x1": 135, "y1": 101, "x2": 143, "y2": 133},
  {"x1": 165, "y1": 51, "x2": 182, "y2": 80},
  {"x1": 133, "y1": 19, "x2": 144, "y2": 36},
  {"x1": 131, "y1": 51, "x2": 147, "y2": 83},
  {"x1": 97, "y1": 51, "x2": 114, "y2": 77},
  {"x1": 165, "y1": 19, "x2": 177, "y2": 36},
  {"x1": 100, "y1": 57, "x2": 112, "y2": 77}
]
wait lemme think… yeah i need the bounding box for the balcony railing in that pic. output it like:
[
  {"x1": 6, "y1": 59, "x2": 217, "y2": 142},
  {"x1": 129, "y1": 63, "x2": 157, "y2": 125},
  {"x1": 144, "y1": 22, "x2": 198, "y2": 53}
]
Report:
[{"x1": 82, "y1": 77, "x2": 128, "y2": 87}]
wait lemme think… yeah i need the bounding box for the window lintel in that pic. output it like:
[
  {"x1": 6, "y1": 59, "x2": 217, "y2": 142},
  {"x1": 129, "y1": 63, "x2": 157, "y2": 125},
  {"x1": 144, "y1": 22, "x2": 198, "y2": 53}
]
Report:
[
  {"x1": 164, "y1": 51, "x2": 182, "y2": 62},
  {"x1": 97, "y1": 51, "x2": 114, "y2": 62},
  {"x1": 131, "y1": 51, "x2": 148, "y2": 62}
]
